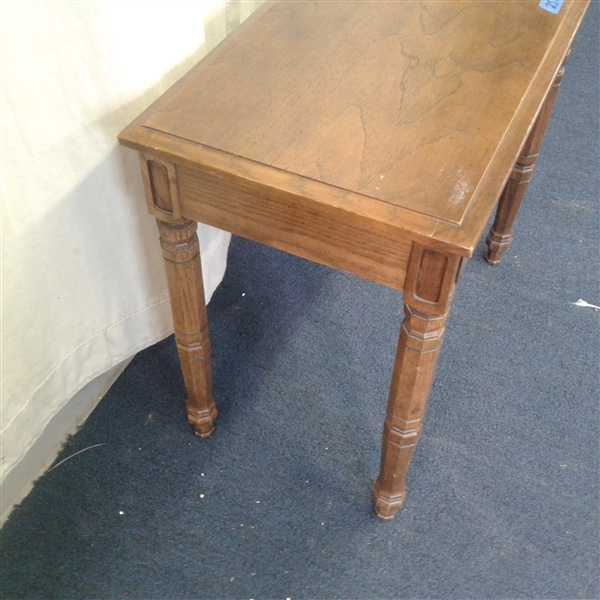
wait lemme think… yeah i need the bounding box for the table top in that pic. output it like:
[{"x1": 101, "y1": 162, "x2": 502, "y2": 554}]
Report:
[{"x1": 119, "y1": 0, "x2": 588, "y2": 256}]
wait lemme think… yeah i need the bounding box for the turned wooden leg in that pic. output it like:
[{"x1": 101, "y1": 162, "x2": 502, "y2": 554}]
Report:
[
  {"x1": 486, "y1": 52, "x2": 569, "y2": 265},
  {"x1": 373, "y1": 244, "x2": 464, "y2": 519},
  {"x1": 158, "y1": 219, "x2": 217, "y2": 438}
]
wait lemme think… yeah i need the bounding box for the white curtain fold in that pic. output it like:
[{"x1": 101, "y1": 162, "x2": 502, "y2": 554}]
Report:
[{"x1": 1, "y1": 1, "x2": 262, "y2": 494}]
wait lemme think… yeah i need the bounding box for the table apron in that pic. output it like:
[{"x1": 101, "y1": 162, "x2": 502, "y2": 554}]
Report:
[{"x1": 172, "y1": 162, "x2": 413, "y2": 291}]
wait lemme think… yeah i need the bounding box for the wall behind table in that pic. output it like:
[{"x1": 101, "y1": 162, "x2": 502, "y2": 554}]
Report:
[{"x1": 1, "y1": 0, "x2": 262, "y2": 522}]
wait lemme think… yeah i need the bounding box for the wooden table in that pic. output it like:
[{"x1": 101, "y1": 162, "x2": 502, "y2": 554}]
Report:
[{"x1": 118, "y1": 0, "x2": 589, "y2": 519}]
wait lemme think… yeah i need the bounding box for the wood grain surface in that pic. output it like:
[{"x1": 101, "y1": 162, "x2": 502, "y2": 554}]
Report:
[
  {"x1": 143, "y1": 1, "x2": 575, "y2": 224},
  {"x1": 121, "y1": 0, "x2": 588, "y2": 255}
]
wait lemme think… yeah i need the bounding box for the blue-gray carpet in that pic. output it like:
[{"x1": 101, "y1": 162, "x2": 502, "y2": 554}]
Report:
[{"x1": 2, "y1": 5, "x2": 598, "y2": 599}]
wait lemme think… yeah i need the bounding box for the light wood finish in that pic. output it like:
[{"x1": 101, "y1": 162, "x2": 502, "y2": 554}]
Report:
[{"x1": 119, "y1": 1, "x2": 589, "y2": 519}]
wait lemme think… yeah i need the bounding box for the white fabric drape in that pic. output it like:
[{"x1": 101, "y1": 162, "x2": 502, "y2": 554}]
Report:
[{"x1": 1, "y1": 1, "x2": 261, "y2": 490}]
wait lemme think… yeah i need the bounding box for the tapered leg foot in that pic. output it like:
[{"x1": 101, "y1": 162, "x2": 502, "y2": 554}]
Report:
[
  {"x1": 486, "y1": 220, "x2": 516, "y2": 266},
  {"x1": 188, "y1": 407, "x2": 218, "y2": 438},
  {"x1": 372, "y1": 480, "x2": 406, "y2": 519}
]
